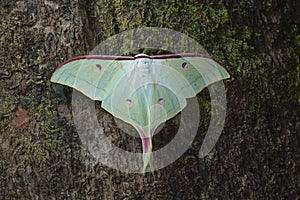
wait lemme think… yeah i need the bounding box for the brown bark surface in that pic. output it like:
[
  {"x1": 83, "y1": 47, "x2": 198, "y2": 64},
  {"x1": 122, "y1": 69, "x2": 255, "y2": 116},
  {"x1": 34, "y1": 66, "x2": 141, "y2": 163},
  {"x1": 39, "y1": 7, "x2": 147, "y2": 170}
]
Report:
[{"x1": 0, "y1": 0, "x2": 299, "y2": 199}]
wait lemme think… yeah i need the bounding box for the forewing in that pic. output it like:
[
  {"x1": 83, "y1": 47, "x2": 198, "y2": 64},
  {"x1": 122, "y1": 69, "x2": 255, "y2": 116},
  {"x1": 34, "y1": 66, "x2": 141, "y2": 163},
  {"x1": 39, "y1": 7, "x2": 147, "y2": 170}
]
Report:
[
  {"x1": 157, "y1": 55, "x2": 230, "y2": 98},
  {"x1": 50, "y1": 57, "x2": 132, "y2": 100}
]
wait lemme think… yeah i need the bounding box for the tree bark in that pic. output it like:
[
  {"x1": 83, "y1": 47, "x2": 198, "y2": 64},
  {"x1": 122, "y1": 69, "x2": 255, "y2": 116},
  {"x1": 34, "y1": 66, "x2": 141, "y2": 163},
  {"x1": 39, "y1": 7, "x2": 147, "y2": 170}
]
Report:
[{"x1": 0, "y1": 0, "x2": 299, "y2": 199}]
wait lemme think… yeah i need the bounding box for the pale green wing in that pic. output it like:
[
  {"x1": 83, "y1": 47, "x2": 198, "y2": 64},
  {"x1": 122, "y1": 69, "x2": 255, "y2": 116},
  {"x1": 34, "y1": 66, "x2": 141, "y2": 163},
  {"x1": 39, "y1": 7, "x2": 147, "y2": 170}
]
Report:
[
  {"x1": 102, "y1": 83, "x2": 186, "y2": 133},
  {"x1": 102, "y1": 81, "x2": 187, "y2": 173},
  {"x1": 152, "y1": 55, "x2": 230, "y2": 98},
  {"x1": 50, "y1": 57, "x2": 132, "y2": 101}
]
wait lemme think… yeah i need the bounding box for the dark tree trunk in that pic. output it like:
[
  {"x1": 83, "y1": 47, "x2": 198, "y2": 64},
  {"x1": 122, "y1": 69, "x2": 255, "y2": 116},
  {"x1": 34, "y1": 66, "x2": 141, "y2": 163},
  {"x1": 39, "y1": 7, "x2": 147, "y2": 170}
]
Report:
[{"x1": 0, "y1": 0, "x2": 299, "y2": 199}]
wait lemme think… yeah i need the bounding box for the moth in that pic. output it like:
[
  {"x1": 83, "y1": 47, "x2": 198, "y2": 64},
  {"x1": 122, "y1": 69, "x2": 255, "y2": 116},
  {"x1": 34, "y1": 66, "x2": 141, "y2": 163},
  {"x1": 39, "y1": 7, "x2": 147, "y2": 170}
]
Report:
[{"x1": 51, "y1": 53, "x2": 230, "y2": 172}]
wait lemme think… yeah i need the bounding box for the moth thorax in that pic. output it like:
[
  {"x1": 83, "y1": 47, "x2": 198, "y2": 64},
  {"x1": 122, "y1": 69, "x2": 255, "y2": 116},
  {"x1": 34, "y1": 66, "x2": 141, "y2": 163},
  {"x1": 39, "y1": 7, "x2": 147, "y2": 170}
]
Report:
[{"x1": 136, "y1": 59, "x2": 151, "y2": 74}]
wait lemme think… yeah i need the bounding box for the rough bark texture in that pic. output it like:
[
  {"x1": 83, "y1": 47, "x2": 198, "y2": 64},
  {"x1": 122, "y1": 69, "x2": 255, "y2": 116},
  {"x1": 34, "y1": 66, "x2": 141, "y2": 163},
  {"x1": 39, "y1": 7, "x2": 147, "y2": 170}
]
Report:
[{"x1": 0, "y1": 0, "x2": 299, "y2": 199}]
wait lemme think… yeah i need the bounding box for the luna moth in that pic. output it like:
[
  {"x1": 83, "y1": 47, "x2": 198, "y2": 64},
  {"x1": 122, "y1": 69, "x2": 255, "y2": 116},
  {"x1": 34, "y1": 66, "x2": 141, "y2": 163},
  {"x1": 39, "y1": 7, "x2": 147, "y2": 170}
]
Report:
[{"x1": 51, "y1": 53, "x2": 230, "y2": 172}]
